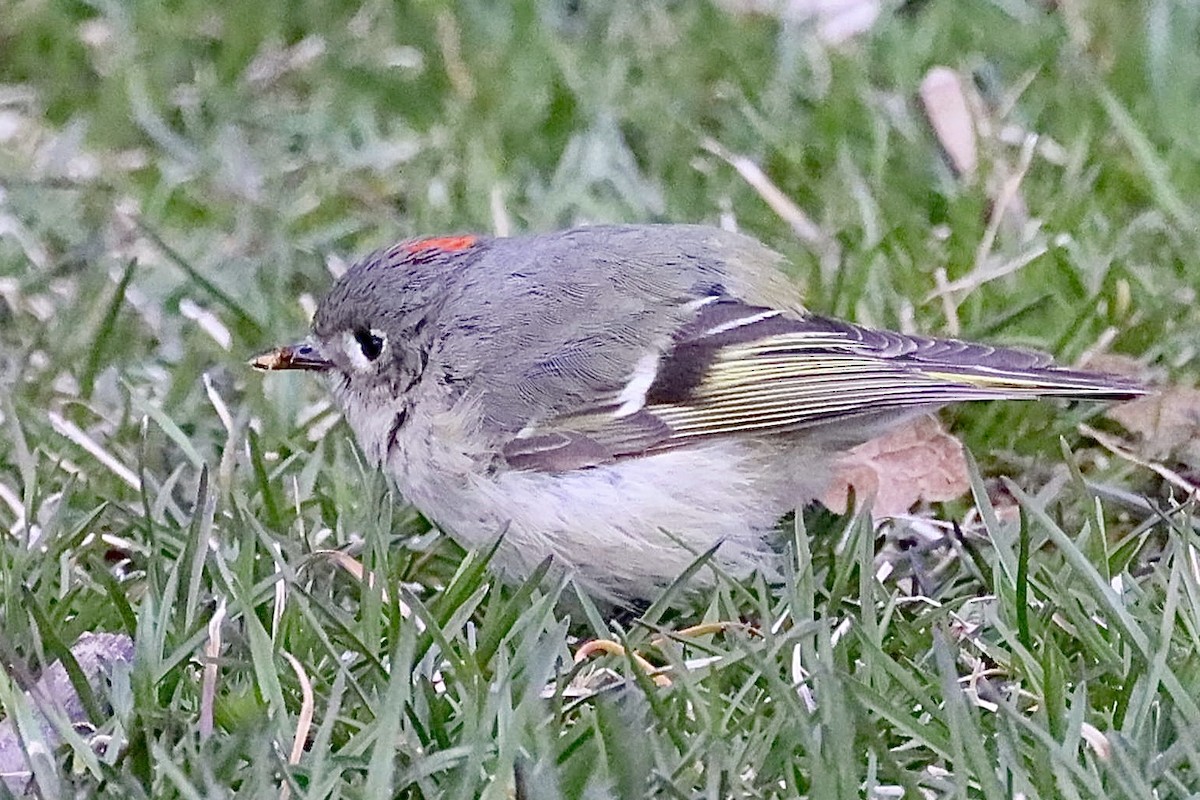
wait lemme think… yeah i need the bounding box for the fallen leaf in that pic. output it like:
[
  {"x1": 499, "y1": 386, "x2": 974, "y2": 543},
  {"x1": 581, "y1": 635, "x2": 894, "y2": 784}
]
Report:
[
  {"x1": 822, "y1": 414, "x2": 971, "y2": 517},
  {"x1": 1076, "y1": 352, "x2": 1144, "y2": 378},
  {"x1": 1107, "y1": 388, "x2": 1200, "y2": 466},
  {"x1": 920, "y1": 67, "x2": 978, "y2": 179}
]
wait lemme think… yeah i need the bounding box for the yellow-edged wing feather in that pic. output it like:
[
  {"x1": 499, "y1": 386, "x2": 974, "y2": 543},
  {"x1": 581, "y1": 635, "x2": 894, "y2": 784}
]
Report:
[{"x1": 502, "y1": 301, "x2": 1143, "y2": 471}]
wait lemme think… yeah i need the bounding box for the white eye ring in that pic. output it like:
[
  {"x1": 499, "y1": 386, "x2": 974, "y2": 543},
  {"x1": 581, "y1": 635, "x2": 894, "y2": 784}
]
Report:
[{"x1": 342, "y1": 328, "x2": 387, "y2": 372}]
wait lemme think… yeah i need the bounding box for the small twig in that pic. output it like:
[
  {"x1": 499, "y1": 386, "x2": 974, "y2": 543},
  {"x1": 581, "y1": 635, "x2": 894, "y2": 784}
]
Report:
[
  {"x1": 701, "y1": 138, "x2": 828, "y2": 249},
  {"x1": 1075, "y1": 326, "x2": 1119, "y2": 370},
  {"x1": 435, "y1": 11, "x2": 475, "y2": 101},
  {"x1": 1079, "y1": 423, "x2": 1200, "y2": 496},
  {"x1": 278, "y1": 651, "x2": 314, "y2": 800},
  {"x1": 47, "y1": 411, "x2": 141, "y2": 491},
  {"x1": 199, "y1": 599, "x2": 227, "y2": 740},
  {"x1": 925, "y1": 242, "x2": 1047, "y2": 301},
  {"x1": 932, "y1": 266, "x2": 960, "y2": 335},
  {"x1": 971, "y1": 131, "x2": 1038, "y2": 273},
  {"x1": 489, "y1": 184, "x2": 511, "y2": 238}
]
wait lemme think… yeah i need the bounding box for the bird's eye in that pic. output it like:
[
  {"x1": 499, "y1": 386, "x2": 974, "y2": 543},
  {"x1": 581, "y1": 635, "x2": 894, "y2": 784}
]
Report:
[{"x1": 353, "y1": 328, "x2": 385, "y2": 361}]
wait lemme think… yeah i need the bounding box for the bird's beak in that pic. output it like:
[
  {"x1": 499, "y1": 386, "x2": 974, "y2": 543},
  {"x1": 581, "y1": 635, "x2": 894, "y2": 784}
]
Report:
[{"x1": 249, "y1": 342, "x2": 332, "y2": 372}]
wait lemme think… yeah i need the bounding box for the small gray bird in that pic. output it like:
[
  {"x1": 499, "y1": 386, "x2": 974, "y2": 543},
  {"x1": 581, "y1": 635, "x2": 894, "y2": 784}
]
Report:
[{"x1": 253, "y1": 224, "x2": 1143, "y2": 601}]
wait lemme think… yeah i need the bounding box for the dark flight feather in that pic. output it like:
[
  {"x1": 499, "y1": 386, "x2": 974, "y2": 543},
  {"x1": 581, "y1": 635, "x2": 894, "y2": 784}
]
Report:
[{"x1": 502, "y1": 298, "x2": 1143, "y2": 472}]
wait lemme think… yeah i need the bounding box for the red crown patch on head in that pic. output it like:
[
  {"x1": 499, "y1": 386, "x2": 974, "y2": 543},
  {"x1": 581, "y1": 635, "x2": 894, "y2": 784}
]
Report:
[{"x1": 401, "y1": 235, "x2": 479, "y2": 256}]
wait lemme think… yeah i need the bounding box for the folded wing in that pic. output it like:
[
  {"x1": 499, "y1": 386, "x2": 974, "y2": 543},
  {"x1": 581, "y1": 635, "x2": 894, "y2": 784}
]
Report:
[{"x1": 502, "y1": 298, "x2": 1144, "y2": 471}]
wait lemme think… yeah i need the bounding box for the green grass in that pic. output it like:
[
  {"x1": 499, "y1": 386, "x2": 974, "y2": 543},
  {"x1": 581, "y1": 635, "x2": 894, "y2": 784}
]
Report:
[{"x1": 1, "y1": 0, "x2": 1199, "y2": 796}]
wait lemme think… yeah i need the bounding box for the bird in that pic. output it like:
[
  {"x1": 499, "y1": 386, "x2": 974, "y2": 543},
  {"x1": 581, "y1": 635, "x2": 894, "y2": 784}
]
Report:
[{"x1": 252, "y1": 224, "x2": 1144, "y2": 602}]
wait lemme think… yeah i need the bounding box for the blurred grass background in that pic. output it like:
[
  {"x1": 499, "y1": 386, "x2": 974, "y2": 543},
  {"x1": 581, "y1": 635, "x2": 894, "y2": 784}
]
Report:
[{"x1": 1, "y1": 0, "x2": 1198, "y2": 797}]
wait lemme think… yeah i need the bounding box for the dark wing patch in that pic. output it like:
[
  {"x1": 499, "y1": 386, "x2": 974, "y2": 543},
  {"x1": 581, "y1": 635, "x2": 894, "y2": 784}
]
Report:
[
  {"x1": 502, "y1": 298, "x2": 1144, "y2": 472},
  {"x1": 645, "y1": 299, "x2": 802, "y2": 404}
]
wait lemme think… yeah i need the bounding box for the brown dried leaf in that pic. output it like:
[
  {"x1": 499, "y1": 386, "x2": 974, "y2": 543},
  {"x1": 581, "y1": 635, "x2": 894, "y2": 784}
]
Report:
[
  {"x1": 1107, "y1": 388, "x2": 1200, "y2": 466},
  {"x1": 1076, "y1": 352, "x2": 1144, "y2": 378},
  {"x1": 822, "y1": 414, "x2": 970, "y2": 516}
]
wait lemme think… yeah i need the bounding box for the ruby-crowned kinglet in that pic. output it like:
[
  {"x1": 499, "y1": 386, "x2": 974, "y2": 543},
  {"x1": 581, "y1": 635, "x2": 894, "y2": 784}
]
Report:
[{"x1": 253, "y1": 225, "x2": 1143, "y2": 602}]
